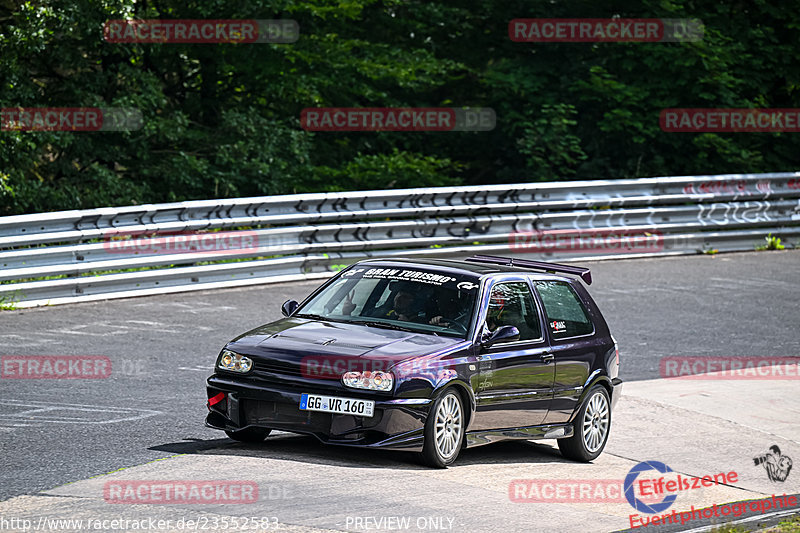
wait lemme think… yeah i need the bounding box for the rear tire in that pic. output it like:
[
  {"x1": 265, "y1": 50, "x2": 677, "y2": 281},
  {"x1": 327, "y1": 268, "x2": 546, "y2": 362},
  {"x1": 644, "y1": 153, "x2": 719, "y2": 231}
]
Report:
[
  {"x1": 420, "y1": 388, "x2": 465, "y2": 468},
  {"x1": 558, "y1": 385, "x2": 611, "y2": 462},
  {"x1": 225, "y1": 427, "x2": 271, "y2": 443}
]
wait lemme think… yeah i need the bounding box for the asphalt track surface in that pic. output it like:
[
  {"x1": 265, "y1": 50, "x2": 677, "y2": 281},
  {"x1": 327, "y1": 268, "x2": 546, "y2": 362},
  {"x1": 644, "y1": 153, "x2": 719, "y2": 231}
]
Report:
[{"x1": 1, "y1": 250, "x2": 799, "y2": 531}]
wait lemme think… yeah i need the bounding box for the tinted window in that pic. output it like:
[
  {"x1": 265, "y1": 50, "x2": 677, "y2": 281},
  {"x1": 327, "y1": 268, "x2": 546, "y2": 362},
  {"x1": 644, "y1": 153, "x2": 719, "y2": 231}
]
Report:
[
  {"x1": 534, "y1": 281, "x2": 593, "y2": 338},
  {"x1": 297, "y1": 266, "x2": 479, "y2": 338},
  {"x1": 486, "y1": 282, "x2": 542, "y2": 341}
]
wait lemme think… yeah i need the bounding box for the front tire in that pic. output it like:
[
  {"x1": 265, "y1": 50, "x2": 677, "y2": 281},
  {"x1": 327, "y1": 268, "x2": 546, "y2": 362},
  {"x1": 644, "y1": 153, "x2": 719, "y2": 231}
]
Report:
[
  {"x1": 558, "y1": 385, "x2": 611, "y2": 462},
  {"x1": 421, "y1": 388, "x2": 465, "y2": 468},
  {"x1": 225, "y1": 427, "x2": 271, "y2": 443}
]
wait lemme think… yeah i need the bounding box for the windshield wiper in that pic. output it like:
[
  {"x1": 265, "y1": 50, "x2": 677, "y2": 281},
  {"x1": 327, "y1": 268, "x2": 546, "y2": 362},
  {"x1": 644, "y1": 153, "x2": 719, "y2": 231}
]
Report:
[
  {"x1": 351, "y1": 320, "x2": 419, "y2": 333},
  {"x1": 294, "y1": 313, "x2": 346, "y2": 323}
]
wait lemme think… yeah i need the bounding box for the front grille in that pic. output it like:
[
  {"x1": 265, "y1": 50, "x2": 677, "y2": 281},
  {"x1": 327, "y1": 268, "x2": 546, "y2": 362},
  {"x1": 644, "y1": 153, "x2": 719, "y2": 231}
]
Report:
[
  {"x1": 241, "y1": 399, "x2": 382, "y2": 436},
  {"x1": 254, "y1": 360, "x2": 303, "y2": 377},
  {"x1": 242, "y1": 399, "x2": 330, "y2": 430}
]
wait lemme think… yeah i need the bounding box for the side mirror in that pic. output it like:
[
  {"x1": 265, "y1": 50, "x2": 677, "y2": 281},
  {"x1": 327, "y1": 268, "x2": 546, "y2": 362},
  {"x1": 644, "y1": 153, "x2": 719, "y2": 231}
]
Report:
[
  {"x1": 481, "y1": 325, "x2": 520, "y2": 347},
  {"x1": 281, "y1": 299, "x2": 299, "y2": 317}
]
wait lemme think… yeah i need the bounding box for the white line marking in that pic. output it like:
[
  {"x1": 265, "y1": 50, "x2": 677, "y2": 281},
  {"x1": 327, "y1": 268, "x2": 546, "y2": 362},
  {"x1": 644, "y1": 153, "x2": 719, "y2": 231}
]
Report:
[{"x1": 2, "y1": 399, "x2": 162, "y2": 425}]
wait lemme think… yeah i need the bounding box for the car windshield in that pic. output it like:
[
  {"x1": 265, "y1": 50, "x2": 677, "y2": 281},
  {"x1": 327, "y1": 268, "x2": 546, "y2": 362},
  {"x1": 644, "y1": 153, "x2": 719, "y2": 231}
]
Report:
[{"x1": 296, "y1": 266, "x2": 480, "y2": 338}]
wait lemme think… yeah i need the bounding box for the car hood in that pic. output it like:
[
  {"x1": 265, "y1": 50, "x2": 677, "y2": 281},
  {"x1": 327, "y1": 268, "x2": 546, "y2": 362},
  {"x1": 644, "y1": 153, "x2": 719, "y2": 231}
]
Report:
[{"x1": 226, "y1": 318, "x2": 463, "y2": 365}]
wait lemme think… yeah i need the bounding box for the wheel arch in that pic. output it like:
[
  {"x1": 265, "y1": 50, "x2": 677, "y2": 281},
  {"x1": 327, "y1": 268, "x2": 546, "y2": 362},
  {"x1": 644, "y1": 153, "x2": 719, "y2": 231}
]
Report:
[
  {"x1": 432, "y1": 379, "x2": 475, "y2": 428},
  {"x1": 569, "y1": 372, "x2": 613, "y2": 423}
]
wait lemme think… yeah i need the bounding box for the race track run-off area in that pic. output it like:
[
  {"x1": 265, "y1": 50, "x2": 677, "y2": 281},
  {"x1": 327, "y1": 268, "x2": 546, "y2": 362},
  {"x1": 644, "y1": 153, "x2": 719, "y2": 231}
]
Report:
[{"x1": 1, "y1": 251, "x2": 799, "y2": 533}]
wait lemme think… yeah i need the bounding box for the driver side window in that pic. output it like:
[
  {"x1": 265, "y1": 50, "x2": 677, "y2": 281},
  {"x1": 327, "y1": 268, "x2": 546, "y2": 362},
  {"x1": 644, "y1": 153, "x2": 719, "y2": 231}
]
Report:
[{"x1": 486, "y1": 282, "x2": 542, "y2": 341}]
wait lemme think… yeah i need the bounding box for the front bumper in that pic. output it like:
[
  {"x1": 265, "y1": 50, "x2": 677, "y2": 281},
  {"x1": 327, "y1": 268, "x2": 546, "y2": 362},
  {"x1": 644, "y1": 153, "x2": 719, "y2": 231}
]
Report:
[{"x1": 206, "y1": 375, "x2": 431, "y2": 452}]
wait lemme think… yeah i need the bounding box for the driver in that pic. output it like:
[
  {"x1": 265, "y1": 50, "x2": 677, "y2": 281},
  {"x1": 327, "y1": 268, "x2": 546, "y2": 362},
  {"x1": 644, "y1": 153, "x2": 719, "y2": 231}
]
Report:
[
  {"x1": 342, "y1": 282, "x2": 421, "y2": 322},
  {"x1": 428, "y1": 290, "x2": 467, "y2": 330},
  {"x1": 383, "y1": 290, "x2": 417, "y2": 321},
  {"x1": 368, "y1": 286, "x2": 421, "y2": 322}
]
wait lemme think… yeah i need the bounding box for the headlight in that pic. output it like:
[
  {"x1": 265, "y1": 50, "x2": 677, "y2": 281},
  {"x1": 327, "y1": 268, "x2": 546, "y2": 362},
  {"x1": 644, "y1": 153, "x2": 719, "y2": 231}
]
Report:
[
  {"x1": 342, "y1": 370, "x2": 393, "y2": 392},
  {"x1": 217, "y1": 349, "x2": 253, "y2": 373}
]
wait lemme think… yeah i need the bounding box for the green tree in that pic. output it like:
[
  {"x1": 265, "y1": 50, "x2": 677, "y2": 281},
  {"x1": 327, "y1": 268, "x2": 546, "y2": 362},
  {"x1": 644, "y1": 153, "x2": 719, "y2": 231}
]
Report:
[{"x1": 1, "y1": 0, "x2": 799, "y2": 215}]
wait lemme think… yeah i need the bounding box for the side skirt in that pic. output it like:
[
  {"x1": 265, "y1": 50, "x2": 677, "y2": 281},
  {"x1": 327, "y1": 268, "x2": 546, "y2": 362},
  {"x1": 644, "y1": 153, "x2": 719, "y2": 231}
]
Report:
[{"x1": 465, "y1": 423, "x2": 574, "y2": 448}]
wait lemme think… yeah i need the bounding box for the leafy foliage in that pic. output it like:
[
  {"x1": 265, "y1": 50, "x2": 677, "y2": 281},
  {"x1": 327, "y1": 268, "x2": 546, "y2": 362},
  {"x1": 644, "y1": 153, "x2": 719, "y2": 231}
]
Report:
[{"x1": 1, "y1": 0, "x2": 799, "y2": 215}]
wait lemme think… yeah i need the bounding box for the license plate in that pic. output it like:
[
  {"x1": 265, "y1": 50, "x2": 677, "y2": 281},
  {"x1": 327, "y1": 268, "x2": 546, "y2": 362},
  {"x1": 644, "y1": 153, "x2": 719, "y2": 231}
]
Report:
[{"x1": 299, "y1": 393, "x2": 374, "y2": 417}]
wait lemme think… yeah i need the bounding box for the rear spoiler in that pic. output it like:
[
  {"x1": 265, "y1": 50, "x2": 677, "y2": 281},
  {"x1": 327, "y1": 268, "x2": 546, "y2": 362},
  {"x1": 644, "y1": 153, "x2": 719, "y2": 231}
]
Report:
[{"x1": 465, "y1": 254, "x2": 592, "y2": 285}]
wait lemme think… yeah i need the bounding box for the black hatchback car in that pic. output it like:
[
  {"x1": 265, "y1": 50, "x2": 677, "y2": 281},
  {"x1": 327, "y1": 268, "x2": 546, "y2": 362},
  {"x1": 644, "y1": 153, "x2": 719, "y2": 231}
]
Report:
[{"x1": 206, "y1": 255, "x2": 621, "y2": 467}]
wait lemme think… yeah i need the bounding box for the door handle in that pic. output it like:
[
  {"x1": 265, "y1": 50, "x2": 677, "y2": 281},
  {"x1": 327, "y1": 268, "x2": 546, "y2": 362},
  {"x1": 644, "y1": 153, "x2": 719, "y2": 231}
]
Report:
[{"x1": 541, "y1": 352, "x2": 554, "y2": 364}]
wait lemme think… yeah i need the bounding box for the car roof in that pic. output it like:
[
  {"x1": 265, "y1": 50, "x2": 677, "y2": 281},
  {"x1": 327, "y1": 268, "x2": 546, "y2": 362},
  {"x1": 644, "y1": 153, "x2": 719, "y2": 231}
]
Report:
[{"x1": 354, "y1": 257, "x2": 578, "y2": 284}]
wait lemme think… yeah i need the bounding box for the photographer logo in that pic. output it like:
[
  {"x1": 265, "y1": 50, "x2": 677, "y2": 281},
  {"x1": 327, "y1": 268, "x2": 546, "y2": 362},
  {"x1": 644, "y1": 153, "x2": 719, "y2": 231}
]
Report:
[{"x1": 754, "y1": 445, "x2": 793, "y2": 482}]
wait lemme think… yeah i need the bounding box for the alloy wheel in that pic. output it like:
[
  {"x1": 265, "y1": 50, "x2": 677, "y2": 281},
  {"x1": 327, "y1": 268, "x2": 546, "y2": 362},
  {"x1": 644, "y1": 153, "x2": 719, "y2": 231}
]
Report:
[
  {"x1": 434, "y1": 393, "x2": 463, "y2": 460},
  {"x1": 582, "y1": 392, "x2": 609, "y2": 453}
]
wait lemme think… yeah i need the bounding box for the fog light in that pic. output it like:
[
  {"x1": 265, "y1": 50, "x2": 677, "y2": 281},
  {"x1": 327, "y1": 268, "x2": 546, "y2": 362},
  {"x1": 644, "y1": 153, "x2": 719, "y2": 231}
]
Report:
[{"x1": 217, "y1": 349, "x2": 253, "y2": 373}]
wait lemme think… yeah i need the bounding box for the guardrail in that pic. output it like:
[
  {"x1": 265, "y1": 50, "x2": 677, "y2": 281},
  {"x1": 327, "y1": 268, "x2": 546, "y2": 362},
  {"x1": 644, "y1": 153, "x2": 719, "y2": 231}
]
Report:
[{"x1": 1, "y1": 172, "x2": 798, "y2": 308}]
